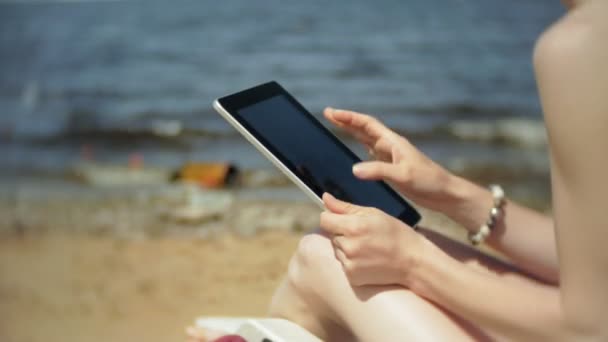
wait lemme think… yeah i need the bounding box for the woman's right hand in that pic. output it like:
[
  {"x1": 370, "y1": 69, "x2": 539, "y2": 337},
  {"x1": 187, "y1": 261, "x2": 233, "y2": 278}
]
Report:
[{"x1": 324, "y1": 107, "x2": 468, "y2": 216}]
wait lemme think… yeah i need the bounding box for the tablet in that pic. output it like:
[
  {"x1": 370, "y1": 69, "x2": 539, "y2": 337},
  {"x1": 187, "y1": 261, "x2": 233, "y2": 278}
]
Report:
[{"x1": 213, "y1": 81, "x2": 421, "y2": 227}]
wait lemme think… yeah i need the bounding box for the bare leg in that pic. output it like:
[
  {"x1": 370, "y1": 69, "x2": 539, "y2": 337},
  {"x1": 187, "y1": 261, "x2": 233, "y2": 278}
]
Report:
[
  {"x1": 269, "y1": 228, "x2": 531, "y2": 341},
  {"x1": 269, "y1": 275, "x2": 355, "y2": 341}
]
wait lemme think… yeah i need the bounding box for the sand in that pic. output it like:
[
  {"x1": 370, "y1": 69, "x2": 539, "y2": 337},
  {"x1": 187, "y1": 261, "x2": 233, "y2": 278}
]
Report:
[
  {"x1": 0, "y1": 232, "x2": 300, "y2": 342},
  {"x1": 0, "y1": 173, "x2": 547, "y2": 342}
]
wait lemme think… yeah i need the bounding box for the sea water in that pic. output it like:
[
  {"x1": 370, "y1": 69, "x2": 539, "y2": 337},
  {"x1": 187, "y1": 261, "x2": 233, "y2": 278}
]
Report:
[{"x1": 0, "y1": 0, "x2": 562, "y2": 182}]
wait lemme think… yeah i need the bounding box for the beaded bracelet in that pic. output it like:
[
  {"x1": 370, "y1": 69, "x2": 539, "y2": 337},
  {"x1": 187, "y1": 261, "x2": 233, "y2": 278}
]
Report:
[{"x1": 468, "y1": 184, "x2": 506, "y2": 246}]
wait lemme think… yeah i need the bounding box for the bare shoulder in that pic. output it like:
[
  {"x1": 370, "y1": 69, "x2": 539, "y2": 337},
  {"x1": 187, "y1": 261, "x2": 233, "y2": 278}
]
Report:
[
  {"x1": 534, "y1": 1, "x2": 608, "y2": 68},
  {"x1": 533, "y1": 1, "x2": 608, "y2": 178}
]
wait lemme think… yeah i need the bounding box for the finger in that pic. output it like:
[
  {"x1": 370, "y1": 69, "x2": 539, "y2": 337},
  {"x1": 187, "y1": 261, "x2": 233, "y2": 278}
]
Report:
[
  {"x1": 367, "y1": 147, "x2": 375, "y2": 155},
  {"x1": 322, "y1": 192, "x2": 362, "y2": 214},
  {"x1": 325, "y1": 108, "x2": 375, "y2": 147},
  {"x1": 324, "y1": 108, "x2": 366, "y2": 126},
  {"x1": 332, "y1": 235, "x2": 347, "y2": 248},
  {"x1": 323, "y1": 107, "x2": 345, "y2": 127},
  {"x1": 349, "y1": 129, "x2": 376, "y2": 148},
  {"x1": 332, "y1": 235, "x2": 360, "y2": 258},
  {"x1": 352, "y1": 161, "x2": 405, "y2": 183},
  {"x1": 320, "y1": 210, "x2": 359, "y2": 235},
  {"x1": 328, "y1": 108, "x2": 390, "y2": 141},
  {"x1": 324, "y1": 107, "x2": 383, "y2": 140},
  {"x1": 333, "y1": 244, "x2": 349, "y2": 265},
  {"x1": 374, "y1": 136, "x2": 398, "y2": 156}
]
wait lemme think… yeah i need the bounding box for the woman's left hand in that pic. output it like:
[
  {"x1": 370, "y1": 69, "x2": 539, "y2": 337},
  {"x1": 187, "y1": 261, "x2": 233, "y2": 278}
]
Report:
[{"x1": 319, "y1": 192, "x2": 427, "y2": 287}]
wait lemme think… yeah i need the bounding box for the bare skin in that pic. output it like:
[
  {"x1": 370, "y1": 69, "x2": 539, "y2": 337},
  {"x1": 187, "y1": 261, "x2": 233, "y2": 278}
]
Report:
[{"x1": 264, "y1": 0, "x2": 608, "y2": 341}]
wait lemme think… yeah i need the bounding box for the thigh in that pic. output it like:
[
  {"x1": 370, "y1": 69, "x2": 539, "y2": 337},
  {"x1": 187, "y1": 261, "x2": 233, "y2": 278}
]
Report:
[{"x1": 291, "y1": 227, "x2": 540, "y2": 341}]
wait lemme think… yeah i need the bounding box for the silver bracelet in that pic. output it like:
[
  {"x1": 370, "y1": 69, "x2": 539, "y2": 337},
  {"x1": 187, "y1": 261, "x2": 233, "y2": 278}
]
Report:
[{"x1": 468, "y1": 184, "x2": 506, "y2": 246}]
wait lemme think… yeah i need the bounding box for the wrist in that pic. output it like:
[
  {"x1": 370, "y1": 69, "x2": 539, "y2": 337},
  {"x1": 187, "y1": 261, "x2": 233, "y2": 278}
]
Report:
[
  {"x1": 402, "y1": 236, "x2": 449, "y2": 297},
  {"x1": 443, "y1": 175, "x2": 494, "y2": 232}
]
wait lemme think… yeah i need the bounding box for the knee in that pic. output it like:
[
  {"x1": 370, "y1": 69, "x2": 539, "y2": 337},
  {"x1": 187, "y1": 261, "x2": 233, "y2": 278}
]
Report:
[
  {"x1": 296, "y1": 233, "x2": 335, "y2": 267},
  {"x1": 287, "y1": 233, "x2": 337, "y2": 293}
]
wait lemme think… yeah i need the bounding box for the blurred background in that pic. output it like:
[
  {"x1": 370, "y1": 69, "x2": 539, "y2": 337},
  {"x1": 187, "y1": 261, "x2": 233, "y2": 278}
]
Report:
[{"x1": 0, "y1": 0, "x2": 562, "y2": 341}]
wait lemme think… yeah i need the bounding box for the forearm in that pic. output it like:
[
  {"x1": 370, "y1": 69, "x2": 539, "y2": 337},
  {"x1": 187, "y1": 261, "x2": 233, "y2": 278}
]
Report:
[
  {"x1": 410, "y1": 242, "x2": 569, "y2": 341},
  {"x1": 442, "y1": 175, "x2": 559, "y2": 283}
]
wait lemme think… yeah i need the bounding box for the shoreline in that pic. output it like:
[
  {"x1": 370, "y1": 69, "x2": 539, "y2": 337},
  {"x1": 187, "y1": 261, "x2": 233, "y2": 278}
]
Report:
[
  {"x1": 0, "y1": 160, "x2": 551, "y2": 238},
  {"x1": 0, "y1": 176, "x2": 548, "y2": 240}
]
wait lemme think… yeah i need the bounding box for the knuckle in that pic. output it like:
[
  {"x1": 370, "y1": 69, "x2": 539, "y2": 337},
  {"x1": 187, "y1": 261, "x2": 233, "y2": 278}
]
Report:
[
  {"x1": 367, "y1": 115, "x2": 380, "y2": 124},
  {"x1": 346, "y1": 226, "x2": 358, "y2": 236},
  {"x1": 348, "y1": 222, "x2": 365, "y2": 235},
  {"x1": 367, "y1": 207, "x2": 382, "y2": 215},
  {"x1": 341, "y1": 242, "x2": 359, "y2": 258},
  {"x1": 397, "y1": 135, "x2": 410, "y2": 145},
  {"x1": 342, "y1": 260, "x2": 357, "y2": 276},
  {"x1": 361, "y1": 209, "x2": 379, "y2": 222},
  {"x1": 343, "y1": 202, "x2": 355, "y2": 212},
  {"x1": 361, "y1": 113, "x2": 373, "y2": 121},
  {"x1": 359, "y1": 221, "x2": 371, "y2": 233},
  {"x1": 399, "y1": 165, "x2": 413, "y2": 184},
  {"x1": 319, "y1": 212, "x2": 330, "y2": 228}
]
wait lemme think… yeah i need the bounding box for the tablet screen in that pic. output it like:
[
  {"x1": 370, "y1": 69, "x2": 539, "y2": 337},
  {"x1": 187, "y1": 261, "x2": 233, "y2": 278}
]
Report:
[{"x1": 237, "y1": 94, "x2": 419, "y2": 225}]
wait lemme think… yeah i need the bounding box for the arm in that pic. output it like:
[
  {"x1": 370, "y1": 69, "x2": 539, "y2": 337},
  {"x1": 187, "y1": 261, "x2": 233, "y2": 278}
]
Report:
[
  {"x1": 443, "y1": 176, "x2": 559, "y2": 283},
  {"x1": 324, "y1": 108, "x2": 559, "y2": 283},
  {"x1": 319, "y1": 182, "x2": 591, "y2": 341},
  {"x1": 412, "y1": 240, "x2": 567, "y2": 341},
  {"x1": 320, "y1": 192, "x2": 568, "y2": 341}
]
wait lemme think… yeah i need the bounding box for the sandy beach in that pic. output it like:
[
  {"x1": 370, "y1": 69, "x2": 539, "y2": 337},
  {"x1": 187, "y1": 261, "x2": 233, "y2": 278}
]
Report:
[
  {"x1": 0, "y1": 232, "x2": 299, "y2": 342},
  {"x1": 0, "y1": 177, "x2": 485, "y2": 342},
  {"x1": 0, "y1": 179, "x2": 311, "y2": 342}
]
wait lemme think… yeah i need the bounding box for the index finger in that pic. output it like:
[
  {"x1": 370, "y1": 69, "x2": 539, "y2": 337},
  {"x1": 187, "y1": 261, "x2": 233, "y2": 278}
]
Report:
[
  {"x1": 319, "y1": 211, "x2": 359, "y2": 236},
  {"x1": 325, "y1": 108, "x2": 389, "y2": 141}
]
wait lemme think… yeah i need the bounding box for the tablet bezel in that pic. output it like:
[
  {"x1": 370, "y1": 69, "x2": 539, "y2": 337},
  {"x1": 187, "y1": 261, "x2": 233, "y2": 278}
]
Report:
[{"x1": 213, "y1": 81, "x2": 421, "y2": 227}]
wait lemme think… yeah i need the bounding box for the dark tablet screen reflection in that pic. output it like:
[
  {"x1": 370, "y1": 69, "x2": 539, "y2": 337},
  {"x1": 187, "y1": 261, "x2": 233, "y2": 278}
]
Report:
[{"x1": 238, "y1": 95, "x2": 406, "y2": 219}]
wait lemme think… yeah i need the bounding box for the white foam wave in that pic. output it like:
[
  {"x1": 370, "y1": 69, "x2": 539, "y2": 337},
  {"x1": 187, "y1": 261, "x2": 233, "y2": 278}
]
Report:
[{"x1": 446, "y1": 118, "x2": 547, "y2": 148}]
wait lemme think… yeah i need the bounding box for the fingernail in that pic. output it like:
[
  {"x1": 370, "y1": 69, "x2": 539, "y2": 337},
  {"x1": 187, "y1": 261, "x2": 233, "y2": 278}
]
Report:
[{"x1": 352, "y1": 164, "x2": 363, "y2": 176}]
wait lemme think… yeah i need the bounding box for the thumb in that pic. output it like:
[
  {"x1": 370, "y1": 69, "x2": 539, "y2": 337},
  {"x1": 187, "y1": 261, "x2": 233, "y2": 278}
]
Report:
[
  {"x1": 322, "y1": 192, "x2": 361, "y2": 214},
  {"x1": 352, "y1": 161, "x2": 402, "y2": 182}
]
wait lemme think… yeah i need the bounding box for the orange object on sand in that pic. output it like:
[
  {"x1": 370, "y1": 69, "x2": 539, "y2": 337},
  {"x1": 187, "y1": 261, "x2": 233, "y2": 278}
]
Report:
[{"x1": 173, "y1": 162, "x2": 238, "y2": 188}]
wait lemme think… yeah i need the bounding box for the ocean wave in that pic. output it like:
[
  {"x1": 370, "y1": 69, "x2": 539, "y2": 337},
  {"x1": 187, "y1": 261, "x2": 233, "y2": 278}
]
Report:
[
  {"x1": 335, "y1": 117, "x2": 547, "y2": 149},
  {"x1": 18, "y1": 106, "x2": 546, "y2": 152},
  {"x1": 440, "y1": 118, "x2": 547, "y2": 148},
  {"x1": 410, "y1": 103, "x2": 522, "y2": 118},
  {"x1": 31, "y1": 109, "x2": 240, "y2": 145}
]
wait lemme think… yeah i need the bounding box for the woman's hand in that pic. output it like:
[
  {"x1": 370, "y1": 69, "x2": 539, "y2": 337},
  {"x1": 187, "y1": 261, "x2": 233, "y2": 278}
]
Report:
[
  {"x1": 324, "y1": 107, "x2": 462, "y2": 214},
  {"x1": 319, "y1": 192, "x2": 429, "y2": 287}
]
